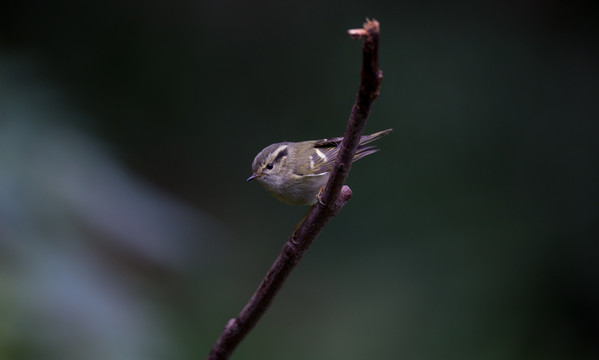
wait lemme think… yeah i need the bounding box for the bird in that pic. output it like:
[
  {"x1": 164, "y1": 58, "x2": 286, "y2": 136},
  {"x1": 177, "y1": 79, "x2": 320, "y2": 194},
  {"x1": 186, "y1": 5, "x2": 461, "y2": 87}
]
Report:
[{"x1": 247, "y1": 129, "x2": 392, "y2": 205}]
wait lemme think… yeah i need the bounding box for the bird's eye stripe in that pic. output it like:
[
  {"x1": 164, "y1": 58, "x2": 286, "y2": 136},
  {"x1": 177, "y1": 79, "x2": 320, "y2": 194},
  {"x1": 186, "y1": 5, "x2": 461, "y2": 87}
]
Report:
[{"x1": 273, "y1": 148, "x2": 288, "y2": 164}]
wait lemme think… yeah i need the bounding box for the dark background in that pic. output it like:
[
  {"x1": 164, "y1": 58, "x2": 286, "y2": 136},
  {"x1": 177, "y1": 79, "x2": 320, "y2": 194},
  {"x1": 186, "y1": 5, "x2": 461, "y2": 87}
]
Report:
[{"x1": 1, "y1": 1, "x2": 597, "y2": 359}]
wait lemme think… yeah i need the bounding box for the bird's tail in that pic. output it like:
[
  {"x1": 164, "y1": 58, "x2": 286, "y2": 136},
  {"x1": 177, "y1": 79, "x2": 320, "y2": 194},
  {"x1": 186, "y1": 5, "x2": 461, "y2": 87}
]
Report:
[
  {"x1": 354, "y1": 128, "x2": 392, "y2": 161},
  {"x1": 359, "y1": 128, "x2": 393, "y2": 145}
]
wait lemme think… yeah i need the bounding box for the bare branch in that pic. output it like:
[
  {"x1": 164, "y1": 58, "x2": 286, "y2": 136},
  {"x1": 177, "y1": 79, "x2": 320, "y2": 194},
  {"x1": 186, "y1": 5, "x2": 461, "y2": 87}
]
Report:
[{"x1": 207, "y1": 19, "x2": 382, "y2": 360}]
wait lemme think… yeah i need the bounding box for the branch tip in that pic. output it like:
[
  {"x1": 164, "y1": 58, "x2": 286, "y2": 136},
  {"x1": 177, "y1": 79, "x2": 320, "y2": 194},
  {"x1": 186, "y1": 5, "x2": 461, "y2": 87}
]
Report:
[
  {"x1": 363, "y1": 18, "x2": 380, "y2": 34},
  {"x1": 347, "y1": 18, "x2": 379, "y2": 39}
]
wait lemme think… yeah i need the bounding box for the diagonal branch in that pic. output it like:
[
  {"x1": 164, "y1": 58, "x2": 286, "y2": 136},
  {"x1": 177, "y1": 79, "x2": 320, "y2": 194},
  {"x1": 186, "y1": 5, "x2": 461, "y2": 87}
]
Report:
[{"x1": 206, "y1": 19, "x2": 382, "y2": 360}]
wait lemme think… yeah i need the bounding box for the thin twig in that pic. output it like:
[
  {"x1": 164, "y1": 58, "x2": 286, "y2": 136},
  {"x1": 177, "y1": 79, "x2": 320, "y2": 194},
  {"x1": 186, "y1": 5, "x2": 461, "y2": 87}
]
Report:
[{"x1": 207, "y1": 19, "x2": 382, "y2": 360}]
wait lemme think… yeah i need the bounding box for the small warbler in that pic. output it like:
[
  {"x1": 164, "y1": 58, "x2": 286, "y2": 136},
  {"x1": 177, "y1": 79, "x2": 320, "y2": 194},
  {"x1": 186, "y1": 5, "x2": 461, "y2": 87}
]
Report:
[{"x1": 247, "y1": 129, "x2": 392, "y2": 205}]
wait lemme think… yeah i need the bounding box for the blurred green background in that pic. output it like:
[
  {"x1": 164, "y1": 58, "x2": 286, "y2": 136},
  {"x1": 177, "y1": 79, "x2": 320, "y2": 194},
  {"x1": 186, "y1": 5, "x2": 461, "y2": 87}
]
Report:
[{"x1": 1, "y1": 1, "x2": 597, "y2": 359}]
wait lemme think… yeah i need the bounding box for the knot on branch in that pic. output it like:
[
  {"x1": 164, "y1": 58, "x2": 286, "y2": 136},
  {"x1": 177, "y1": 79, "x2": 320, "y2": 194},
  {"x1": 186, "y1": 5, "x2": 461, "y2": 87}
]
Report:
[{"x1": 334, "y1": 185, "x2": 353, "y2": 212}]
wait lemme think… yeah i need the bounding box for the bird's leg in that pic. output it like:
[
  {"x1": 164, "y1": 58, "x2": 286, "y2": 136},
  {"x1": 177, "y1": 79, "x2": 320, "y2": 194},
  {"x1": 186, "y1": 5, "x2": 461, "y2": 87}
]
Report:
[{"x1": 316, "y1": 186, "x2": 326, "y2": 206}]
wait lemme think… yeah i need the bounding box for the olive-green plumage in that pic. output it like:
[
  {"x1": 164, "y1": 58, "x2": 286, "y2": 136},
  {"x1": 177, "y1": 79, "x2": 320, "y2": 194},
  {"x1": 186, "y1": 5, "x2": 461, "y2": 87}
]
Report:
[{"x1": 247, "y1": 129, "x2": 392, "y2": 205}]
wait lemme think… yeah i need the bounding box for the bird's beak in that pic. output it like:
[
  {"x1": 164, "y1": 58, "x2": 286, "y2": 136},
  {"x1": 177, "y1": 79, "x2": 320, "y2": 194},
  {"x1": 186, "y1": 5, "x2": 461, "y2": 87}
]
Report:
[{"x1": 247, "y1": 173, "x2": 259, "y2": 181}]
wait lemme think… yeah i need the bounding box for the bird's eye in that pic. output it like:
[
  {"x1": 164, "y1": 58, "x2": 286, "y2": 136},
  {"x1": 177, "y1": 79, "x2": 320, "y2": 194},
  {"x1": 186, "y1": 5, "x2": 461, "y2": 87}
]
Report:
[{"x1": 265, "y1": 163, "x2": 274, "y2": 170}]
